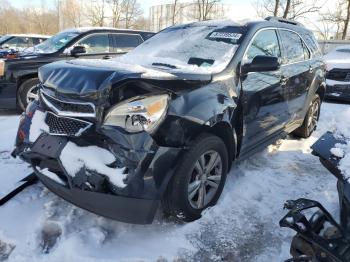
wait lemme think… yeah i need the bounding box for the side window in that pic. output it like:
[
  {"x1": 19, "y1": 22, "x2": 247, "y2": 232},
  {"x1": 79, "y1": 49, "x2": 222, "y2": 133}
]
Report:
[
  {"x1": 33, "y1": 38, "x2": 45, "y2": 45},
  {"x1": 6, "y1": 37, "x2": 30, "y2": 48},
  {"x1": 76, "y1": 34, "x2": 109, "y2": 54},
  {"x1": 279, "y1": 30, "x2": 308, "y2": 64},
  {"x1": 115, "y1": 34, "x2": 143, "y2": 52},
  {"x1": 245, "y1": 29, "x2": 281, "y2": 63},
  {"x1": 303, "y1": 33, "x2": 321, "y2": 57}
]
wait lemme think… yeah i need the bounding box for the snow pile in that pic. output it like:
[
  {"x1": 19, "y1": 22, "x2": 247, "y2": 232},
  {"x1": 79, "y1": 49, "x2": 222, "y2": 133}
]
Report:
[
  {"x1": 59, "y1": 142, "x2": 127, "y2": 188},
  {"x1": 0, "y1": 115, "x2": 20, "y2": 152},
  {"x1": 330, "y1": 108, "x2": 350, "y2": 179},
  {"x1": 29, "y1": 110, "x2": 49, "y2": 143},
  {"x1": 0, "y1": 102, "x2": 347, "y2": 261},
  {"x1": 0, "y1": 232, "x2": 15, "y2": 261},
  {"x1": 39, "y1": 168, "x2": 65, "y2": 186}
]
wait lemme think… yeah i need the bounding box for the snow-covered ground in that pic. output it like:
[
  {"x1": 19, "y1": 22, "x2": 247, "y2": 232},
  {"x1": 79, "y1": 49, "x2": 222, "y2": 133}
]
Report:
[{"x1": 0, "y1": 102, "x2": 348, "y2": 262}]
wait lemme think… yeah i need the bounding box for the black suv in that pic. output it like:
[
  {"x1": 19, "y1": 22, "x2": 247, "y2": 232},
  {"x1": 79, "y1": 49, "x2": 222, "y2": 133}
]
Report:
[
  {"x1": 13, "y1": 18, "x2": 326, "y2": 224},
  {"x1": 0, "y1": 28, "x2": 154, "y2": 111}
]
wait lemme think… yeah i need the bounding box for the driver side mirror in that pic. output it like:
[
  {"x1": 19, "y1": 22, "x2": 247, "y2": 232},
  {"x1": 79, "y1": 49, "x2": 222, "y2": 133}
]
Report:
[
  {"x1": 70, "y1": 45, "x2": 86, "y2": 57},
  {"x1": 241, "y1": 55, "x2": 280, "y2": 74},
  {"x1": 2, "y1": 44, "x2": 9, "y2": 49}
]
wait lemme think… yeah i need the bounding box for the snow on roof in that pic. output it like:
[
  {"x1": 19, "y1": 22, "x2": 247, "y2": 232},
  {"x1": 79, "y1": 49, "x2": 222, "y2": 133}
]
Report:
[
  {"x1": 4, "y1": 34, "x2": 51, "y2": 38},
  {"x1": 62, "y1": 27, "x2": 154, "y2": 33}
]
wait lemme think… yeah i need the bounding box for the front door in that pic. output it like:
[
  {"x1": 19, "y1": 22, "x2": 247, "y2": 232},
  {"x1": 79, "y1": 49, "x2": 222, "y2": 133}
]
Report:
[
  {"x1": 240, "y1": 29, "x2": 289, "y2": 151},
  {"x1": 73, "y1": 33, "x2": 117, "y2": 60}
]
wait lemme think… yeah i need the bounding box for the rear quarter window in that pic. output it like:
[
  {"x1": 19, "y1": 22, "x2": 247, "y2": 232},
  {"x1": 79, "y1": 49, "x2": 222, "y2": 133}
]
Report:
[
  {"x1": 279, "y1": 30, "x2": 308, "y2": 64},
  {"x1": 114, "y1": 34, "x2": 143, "y2": 52},
  {"x1": 302, "y1": 33, "x2": 321, "y2": 57}
]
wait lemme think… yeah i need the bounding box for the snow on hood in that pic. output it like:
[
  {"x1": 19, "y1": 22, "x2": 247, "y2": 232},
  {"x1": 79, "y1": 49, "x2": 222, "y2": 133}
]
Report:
[
  {"x1": 59, "y1": 141, "x2": 127, "y2": 188},
  {"x1": 324, "y1": 46, "x2": 350, "y2": 70},
  {"x1": 330, "y1": 107, "x2": 350, "y2": 179},
  {"x1": 38, "y1": 59, "x2": 212, "y2": 96},
  {"x1": 115, "y1": 22, "x2": 241, "y2": 75}
]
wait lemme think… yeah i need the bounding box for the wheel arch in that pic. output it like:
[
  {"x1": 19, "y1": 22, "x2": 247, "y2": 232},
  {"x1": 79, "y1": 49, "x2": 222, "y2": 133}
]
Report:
[
  {"x1": 202, "y1": 121, "x2": 237, "y2": 170},
  {"x1": 17, "y1": 73, "x2": 38, "y2": 91},
  {"x1": 316, "y1": 82, "x2": 326, "y2": 101}
]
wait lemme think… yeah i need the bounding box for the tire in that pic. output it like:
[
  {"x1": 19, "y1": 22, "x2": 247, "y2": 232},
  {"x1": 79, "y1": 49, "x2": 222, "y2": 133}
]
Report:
[
  {"x1": 17, "y1": 78, "x2": 40, "y2": 112},
  {"x1": 162, "y1": 133, "x2": 229, "y2": 222},
  {"x1": 293, "y1": 94, "x2": 321, "y2": 138}
]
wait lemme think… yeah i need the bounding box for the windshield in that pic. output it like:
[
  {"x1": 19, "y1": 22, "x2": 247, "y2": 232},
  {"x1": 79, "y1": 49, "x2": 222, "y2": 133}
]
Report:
[
  {"x1": 30, "y1": 31, "x2": 79, "y2": 54},
  {"x1": 119, "y1": 22, "x2": 244, "y2": 74}
]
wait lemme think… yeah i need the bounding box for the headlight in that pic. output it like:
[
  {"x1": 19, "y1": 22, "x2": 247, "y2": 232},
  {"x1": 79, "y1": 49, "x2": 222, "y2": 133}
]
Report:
[
  {"x1": 0, "y1": 60, "x2": 5, "y2": 77},
  {"x1": 103, "y1": 94, "x2": 169, "y2": 133}
]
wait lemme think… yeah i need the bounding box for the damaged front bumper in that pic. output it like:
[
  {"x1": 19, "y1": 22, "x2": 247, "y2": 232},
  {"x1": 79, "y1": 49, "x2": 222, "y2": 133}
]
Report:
[{"x1": 13, "y1": 102, "x2": 184, "y2": 224}]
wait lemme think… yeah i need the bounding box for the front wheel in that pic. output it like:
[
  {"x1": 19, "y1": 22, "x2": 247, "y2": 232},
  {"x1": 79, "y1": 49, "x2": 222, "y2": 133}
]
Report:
[
  {"x1": 293, "y1": 94, "x2": 321, "y2": 138},
  {"x1": 162, "y1": 133, "x2": 228, "y2": 222},
  {"x1": 17, "y1": 78, "x2": 40, "y2": 112}
]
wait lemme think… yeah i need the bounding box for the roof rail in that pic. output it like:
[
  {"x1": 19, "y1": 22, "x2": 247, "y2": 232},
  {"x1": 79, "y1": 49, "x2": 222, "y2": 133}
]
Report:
[{"x1": 265, "y1": 16, "x2": 304, "y2": 27}]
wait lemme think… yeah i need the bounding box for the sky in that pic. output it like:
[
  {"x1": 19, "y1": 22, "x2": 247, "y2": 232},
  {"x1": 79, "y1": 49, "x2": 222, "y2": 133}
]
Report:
[
  {"x1": 10, "y1": 0, "x2": 256, "y2": 17},
  {"x1": 9, "y1": 0, "x2": 336, "y2": 35}
]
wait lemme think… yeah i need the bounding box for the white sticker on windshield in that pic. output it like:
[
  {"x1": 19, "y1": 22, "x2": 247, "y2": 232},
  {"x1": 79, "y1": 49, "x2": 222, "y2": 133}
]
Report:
[{"x1": 210, "y1": 32, "x2": 242, "y2": 40}]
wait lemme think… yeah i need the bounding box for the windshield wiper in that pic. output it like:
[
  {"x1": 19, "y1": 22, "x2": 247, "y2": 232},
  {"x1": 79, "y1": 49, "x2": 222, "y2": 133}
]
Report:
[{"x1": 151, "y1": 62, "x2": 177, "y2": 69}]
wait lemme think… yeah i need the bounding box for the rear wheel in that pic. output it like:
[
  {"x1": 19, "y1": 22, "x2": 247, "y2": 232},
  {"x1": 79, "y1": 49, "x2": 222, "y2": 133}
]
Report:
[
  {"x1": 162, "y1": 133, "x2": 228, "y2": 222},
  {"x1": 17, "y1": 78, "x2": 39, "y2": 111},
  {"x1": 293, "y1": 94, "x2": 321, "y2": 138}
]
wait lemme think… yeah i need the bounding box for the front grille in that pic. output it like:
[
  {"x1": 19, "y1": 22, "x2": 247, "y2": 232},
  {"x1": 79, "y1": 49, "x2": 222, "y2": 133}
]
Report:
[
  {"x1": 41, "y1": 90, "x2": 96, "y2": 117},
  {"x1": 44, "y1": 112, "x2": 92, "y2": 136},
  {"x1": 327, "y1": 69, "x2": 350, "y2": 81},
  {"x1": 327, "y1": 85, "x2": 350, "y2": 94}
]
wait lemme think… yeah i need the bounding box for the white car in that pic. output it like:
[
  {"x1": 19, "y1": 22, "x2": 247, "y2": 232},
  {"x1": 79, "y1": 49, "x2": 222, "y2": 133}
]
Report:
[{"x1": 324, "y1": 45, "x2": 350, "y2": 101}]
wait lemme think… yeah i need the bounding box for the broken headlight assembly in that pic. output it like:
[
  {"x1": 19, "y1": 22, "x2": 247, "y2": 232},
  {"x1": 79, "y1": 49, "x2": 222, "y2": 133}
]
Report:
[{"x1": 103, "y1": 94, "x2": 169, "y2": 133}]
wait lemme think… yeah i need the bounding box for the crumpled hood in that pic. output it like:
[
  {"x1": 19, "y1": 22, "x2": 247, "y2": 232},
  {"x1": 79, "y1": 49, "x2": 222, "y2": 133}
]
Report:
[{"x1": 38, "y1": 59, "x2": 212, "y2": 97}]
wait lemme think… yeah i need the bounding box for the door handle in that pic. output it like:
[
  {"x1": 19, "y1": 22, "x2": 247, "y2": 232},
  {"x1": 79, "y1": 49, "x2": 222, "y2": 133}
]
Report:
[
  {"x1": 102, "y1": 55, "x2": 112, "y2": 60},
  {"x1": 309, "y1": 65, "x2": 313, "y2": 73},
  {"x1": 280, "y1": 76, "x2": 288, "y2": 86}
]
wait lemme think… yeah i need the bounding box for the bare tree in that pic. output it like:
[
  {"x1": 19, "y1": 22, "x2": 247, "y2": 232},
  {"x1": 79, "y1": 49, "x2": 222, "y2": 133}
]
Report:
[
  {"x1": 108, "y1": 0, "x2": 123, "y2": 28},
  {"x1": 171, "y1": 0, "x2": 179, "y2": 25},
  {"x1": 273, "y1": 0, "x2": 279, "y2": 16},
  {"x1": 255, "y1": 0, "x2": 321, "y2": 20},
  {"x1": 121, "y1": 0, "x2": 143, "y2": 28},
  {"x1": 60, "y1": 0, "x2": 84, "y2": 28},
  {"x1": 343, "y1": 0, "x2": 350, "y2": 39},
  {"x1": 85, "y1": 0, "x2": 107, "y2": 26},
  {"x1": 320, "y1": 0, "x2": 350, "y2": 40},
  {"x1": 196, "y1": 0, "x2": 221, "y2": 21}
]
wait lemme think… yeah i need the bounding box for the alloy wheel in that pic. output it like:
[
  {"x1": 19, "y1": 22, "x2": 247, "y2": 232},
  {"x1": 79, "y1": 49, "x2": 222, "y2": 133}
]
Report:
[
  {"x1": 188, "y1": 150, "x2": 223, "y2": 209},
  {"x1": 26, "y1": 85, "x2": 39, "y2": 104}
]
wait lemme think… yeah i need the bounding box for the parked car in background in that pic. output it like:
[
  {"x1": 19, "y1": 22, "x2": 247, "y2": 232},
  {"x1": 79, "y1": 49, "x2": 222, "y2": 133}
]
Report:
[
  {"x1": 0, "y1": 34, "x2": 50, "y2": 58},
  {"x1": 324, "y1": 45, "x2": 350, "y2": 102},
  {"x1": 0, "y1": 28, "x2": 154, "y2": 111},
  {"x1": 13, "y1": 18, "x2": 326, "y2": 224}
]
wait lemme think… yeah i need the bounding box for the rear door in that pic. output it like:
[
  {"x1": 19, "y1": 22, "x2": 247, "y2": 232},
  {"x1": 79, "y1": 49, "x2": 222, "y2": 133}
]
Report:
[
  {"x1": 111, "y1": 33, "x2": 143, "y2": 55},
  {"x1": 240, "y1": 29, "x2": 289, "y2": 149},
  {"x1": 279, "y1": 29, "x2": 312, "y2": 125}
]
